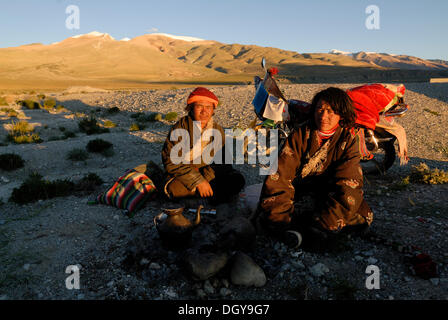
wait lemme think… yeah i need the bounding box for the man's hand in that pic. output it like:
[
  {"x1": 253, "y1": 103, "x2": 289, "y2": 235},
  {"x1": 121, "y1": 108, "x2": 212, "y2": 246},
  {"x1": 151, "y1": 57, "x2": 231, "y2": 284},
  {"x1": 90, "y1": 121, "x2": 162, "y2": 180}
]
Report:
[{"x1": 196, "y1": 180, "x2": 214, "y2": 198}]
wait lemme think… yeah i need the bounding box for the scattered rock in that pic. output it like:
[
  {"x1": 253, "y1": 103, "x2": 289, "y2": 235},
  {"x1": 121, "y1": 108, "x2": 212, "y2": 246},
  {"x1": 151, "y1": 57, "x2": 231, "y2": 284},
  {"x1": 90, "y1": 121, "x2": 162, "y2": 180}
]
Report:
[
  {"x1": 149, "y1": 262, "x2": 161, "y2": 270},
  {"x1": 222, "y1": 278, "x2": 230, "y2": 288},
  {"x1": 280, "y1": 263, "x2": 291, "y2": 272},
  {"x1": 163, "y1": 287, "x2": 177, "y2": 299},
  {"x1": 140, "y1": 258, "x2": 150, "y2": 266},
  {"x1": 183, "y1": 251, "x2": 228, "y2": 281},
  {"x1": 230, "y1": 252, "x2": 266, "y2": 287},
  {"x1": 23, "y1": 264, "x2": 31, "y2": 271},
  {"x1": 211, "y1": 278, "x2": 219, "y2": 288},
  {"x1": 220, "y1": 288, "x2": 232, "y2": 297},
  {"x1": 309, "y1": 263, "x2": 330, "y2": 277},
  {"x1": 203, "y1": 280, "x2": 215, "y2": 294},
  {"x1": 430, "y1": 278, "x2": 440, "y2": 286},
  {"x1": 354, "y1": 255, "x2": 364, "y2": 261},
  {"x1": 367, "y1": 257, "x2": 378, "y2": 264},
  {"x1": 196, "y1": 289, "x2": 206, "y2": 299},
  {"x1": 363, "y1": 250, "x2": 374, "y2": 257},
  {"x1": 291, "y1": 260, "x2": 305, "y2": 270}
]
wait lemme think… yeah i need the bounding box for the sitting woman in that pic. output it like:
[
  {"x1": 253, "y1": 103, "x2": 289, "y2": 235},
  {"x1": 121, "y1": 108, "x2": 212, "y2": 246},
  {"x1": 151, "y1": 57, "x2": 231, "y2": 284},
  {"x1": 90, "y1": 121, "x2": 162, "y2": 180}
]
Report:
[
  {"x1": 253, "y1": 87, "x2": 373, "y2": 250},
  {"x1": 161, "y1": 87, "x2": 245, "y2": 205}
]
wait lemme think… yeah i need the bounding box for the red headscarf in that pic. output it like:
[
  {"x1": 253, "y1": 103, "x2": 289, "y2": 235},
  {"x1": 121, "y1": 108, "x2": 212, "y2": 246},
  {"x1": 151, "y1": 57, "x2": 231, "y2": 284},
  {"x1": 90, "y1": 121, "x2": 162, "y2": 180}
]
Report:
[{"x1": 186, "y1": 87, "x2": 219, "y2": 108}]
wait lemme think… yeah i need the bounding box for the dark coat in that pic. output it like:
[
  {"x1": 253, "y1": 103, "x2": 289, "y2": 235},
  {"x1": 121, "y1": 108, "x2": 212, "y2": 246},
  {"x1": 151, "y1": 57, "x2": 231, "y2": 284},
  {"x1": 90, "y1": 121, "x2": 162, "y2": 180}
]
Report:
[
  {"x1": 161, "y1": 115, "x2": 231, "y2": 191},
  {"x1": 257, "y1": 121, "x2": 373, "y2": 232}
]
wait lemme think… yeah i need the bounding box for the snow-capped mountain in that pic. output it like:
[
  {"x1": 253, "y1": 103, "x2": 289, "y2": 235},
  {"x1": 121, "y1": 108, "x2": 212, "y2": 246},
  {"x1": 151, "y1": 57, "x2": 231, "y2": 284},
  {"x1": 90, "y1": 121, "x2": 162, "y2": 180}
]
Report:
[
  {"x1": 330, "y1": 49, "x2": 448, "y2": 70},
  {"x1": 71, "y1": 31, "x2": 115, "y2": 40},
  {"x1": 329, "y1": 49, "x2": 353, "y2": 56},
  {"x1": 147, "y1": 33, "x2": 205, "y2": 42}
]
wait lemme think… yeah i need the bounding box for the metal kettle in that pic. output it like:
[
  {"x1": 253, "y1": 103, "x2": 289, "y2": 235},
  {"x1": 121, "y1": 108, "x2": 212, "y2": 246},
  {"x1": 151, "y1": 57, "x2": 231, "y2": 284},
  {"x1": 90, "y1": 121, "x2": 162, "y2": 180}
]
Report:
[{"x1": 153, "y1": 205, "x2": 203, "y2": 247}]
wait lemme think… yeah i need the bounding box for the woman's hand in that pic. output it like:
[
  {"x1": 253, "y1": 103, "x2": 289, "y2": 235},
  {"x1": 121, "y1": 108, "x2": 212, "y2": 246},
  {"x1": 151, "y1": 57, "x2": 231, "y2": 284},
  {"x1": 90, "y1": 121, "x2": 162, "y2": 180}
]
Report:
[{"x1": 196, "y1": 180, "x2": 214, "y2": 198}]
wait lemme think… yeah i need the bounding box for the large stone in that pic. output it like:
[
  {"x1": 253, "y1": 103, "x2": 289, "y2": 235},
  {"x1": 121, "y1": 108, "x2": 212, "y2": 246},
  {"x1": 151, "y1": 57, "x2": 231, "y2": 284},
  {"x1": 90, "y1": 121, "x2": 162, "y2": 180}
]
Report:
[
  {"x1": 230, "y1": 252, "x2": 266, "y2": 287},
  {"x1": 183, "y1": 251, "x2": 228, "y2": 281},
  {"x1": 218, "y1": 217, "x2": 256, "y2": 252}
]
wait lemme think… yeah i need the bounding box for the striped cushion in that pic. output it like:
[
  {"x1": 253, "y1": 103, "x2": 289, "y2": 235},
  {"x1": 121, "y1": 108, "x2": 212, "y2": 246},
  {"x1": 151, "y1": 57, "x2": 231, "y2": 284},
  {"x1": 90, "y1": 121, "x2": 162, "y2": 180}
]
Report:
[{"x1": 97, "y1": 170, "x2": 156, "y2": 214}]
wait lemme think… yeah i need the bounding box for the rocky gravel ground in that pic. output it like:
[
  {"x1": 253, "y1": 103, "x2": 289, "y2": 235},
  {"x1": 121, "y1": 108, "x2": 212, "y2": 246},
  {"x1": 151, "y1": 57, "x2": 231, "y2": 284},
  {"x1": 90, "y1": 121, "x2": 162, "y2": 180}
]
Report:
[{"x1": 0, "y1": 83, "x2": 447, "y2": 300}]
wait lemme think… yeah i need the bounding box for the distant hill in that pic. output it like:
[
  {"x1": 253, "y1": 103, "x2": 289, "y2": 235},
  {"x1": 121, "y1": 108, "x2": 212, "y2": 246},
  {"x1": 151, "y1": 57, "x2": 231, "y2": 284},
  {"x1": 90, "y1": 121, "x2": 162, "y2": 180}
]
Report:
[
  {"x1": 1, "y1": 32, "x2": 447, "y2": 90},
  {"x1": 329, "y1": 49, "x2": 448, "y2": 70}
]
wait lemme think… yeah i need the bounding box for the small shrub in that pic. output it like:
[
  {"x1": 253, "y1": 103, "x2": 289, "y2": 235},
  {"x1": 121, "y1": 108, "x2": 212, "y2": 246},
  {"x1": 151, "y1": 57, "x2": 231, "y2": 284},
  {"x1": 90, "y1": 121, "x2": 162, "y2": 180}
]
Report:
[
  {"x1": 37, "y1": 94, "x2": 46, "y2": 100},
  {"x1": 0, "y1": 108, "x2": 18, "y2": 117},
  {"x1": 67, "y1": 148, "x2": 89, "y2": 161},
  {"x1": 164, "y1": 112, "x2": 178, "y2": 122},
  {"x1": 55, "y1": 105, "x2": 67, "y2": 111},
  {"x1": 0, "y1": 153, "x2": 25, "y2": 171},
  {"x1": 423, "y1": 108, "x2": 440, "y2": 116},
  {"x1": 390, "y1": 176, "x2": 410, "y2": 191},
  {"x1": 7, "y1": 121, "x2": 43, "y2": 144},
  {"x1": 9, "y1": 172, "x2": 74, "y2": 204},
  {"x1": 74, "y1": 173, "x2": 104, "y2": 192},
  {"x1": 59, "y1": 126, "x2": 66, "y2": 132},
  {"x1": 0, "y1": 96, "x2": 8, "y2": 106},
  {"x1": 103, "y1": 120, "x2": 117, "y2": 128},
  {"x1": 130, "y1": 123, "x2": 145, "y2": 131},
  {"x1": 63, "y1": 131, "x2": 76, "y2": 138},
  {"x1": 147, "y1": 113, "x2": 163, "y2": 122},
  {"x1": 78, "y1": 117, "x2": 109, "y2": 135},
  {"x1": 9, "y1": 134, "x2": 42, "y2": 144},
  {"x1": 43, "y1": 99, "x2": 57, "y2": 109},
  {"x1": 63, "y1": 131, "x2": 76, "y2": 139},
  {"x1": 86, "y1": 139, "x2": 113, "y2": 154},
  {"x1": 9, "y1": 120, "x2": 33, "y2": 135},
  {"x1": 17, "y1": 100, "x2": 41, "y2": 110},
  {"x1": 410, "y1": 163, "x2": 448, "y2": 184},
  {"x1": 106, "y1": 107, "x2": 120, "y2": 114}
]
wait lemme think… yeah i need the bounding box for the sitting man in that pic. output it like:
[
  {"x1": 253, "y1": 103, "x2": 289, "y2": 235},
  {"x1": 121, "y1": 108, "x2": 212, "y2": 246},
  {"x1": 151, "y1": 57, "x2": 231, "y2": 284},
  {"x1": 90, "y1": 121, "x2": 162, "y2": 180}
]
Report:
[
  {"x1": 253, "y1": 87, "x2": 373, "y2": 250},
  {"x1": 162, "y1": 87, "x2": 245, "y2": 205}
]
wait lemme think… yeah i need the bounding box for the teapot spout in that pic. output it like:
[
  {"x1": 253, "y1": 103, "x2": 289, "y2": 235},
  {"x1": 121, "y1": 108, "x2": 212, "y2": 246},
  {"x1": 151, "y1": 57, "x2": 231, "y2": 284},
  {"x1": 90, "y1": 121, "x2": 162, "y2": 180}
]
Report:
[{"x1": 194, "y1": 205, "x2": 203, "y2": 226}]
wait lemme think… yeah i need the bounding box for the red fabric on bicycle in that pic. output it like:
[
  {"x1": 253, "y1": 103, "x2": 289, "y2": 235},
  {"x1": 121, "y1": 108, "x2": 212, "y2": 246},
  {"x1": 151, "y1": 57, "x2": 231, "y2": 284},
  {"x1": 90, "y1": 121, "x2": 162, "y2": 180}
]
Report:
[{"x1": 346, "y1": 84, "x2": 397, "y2": 130}]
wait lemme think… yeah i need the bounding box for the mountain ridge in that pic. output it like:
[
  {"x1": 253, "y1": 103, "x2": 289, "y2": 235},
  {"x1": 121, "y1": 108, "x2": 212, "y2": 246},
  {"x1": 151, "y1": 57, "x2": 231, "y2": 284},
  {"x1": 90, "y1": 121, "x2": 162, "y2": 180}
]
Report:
[{"x1": 1, "y1": 32, "x2": 447, "y2": 90}]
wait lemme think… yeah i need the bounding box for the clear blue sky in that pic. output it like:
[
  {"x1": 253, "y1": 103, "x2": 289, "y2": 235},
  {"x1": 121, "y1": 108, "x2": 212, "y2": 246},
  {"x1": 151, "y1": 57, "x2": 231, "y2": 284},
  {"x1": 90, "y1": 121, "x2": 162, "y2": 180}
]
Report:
[{"x1": 1, "y1": 0, "x2": 447, "y2": 60}]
